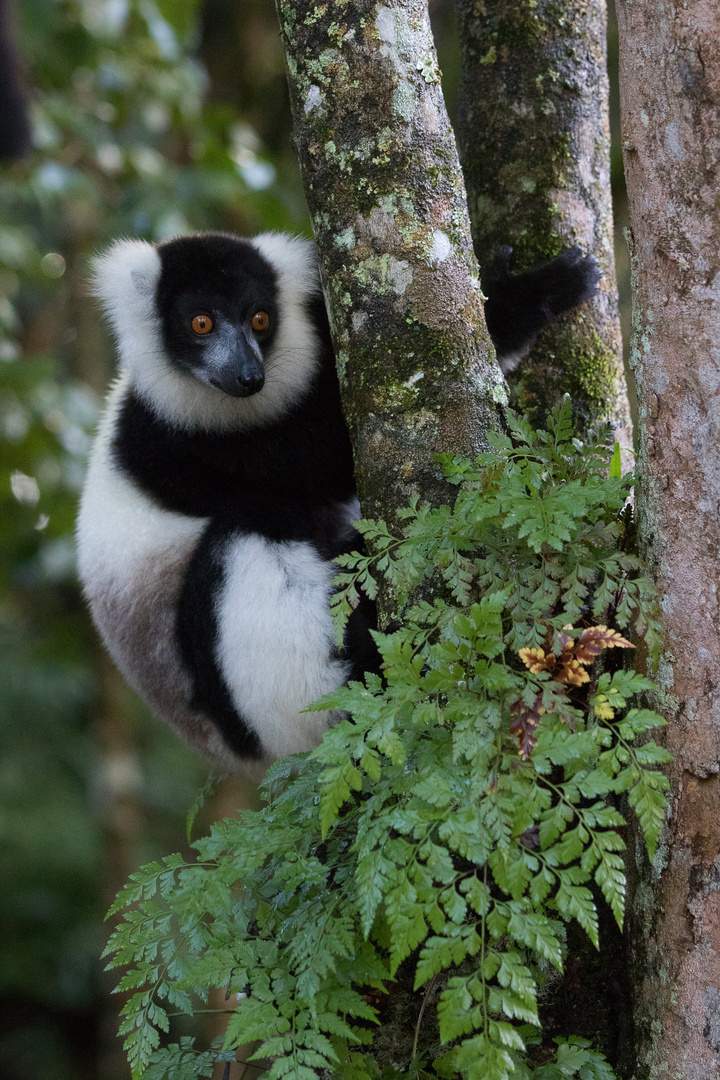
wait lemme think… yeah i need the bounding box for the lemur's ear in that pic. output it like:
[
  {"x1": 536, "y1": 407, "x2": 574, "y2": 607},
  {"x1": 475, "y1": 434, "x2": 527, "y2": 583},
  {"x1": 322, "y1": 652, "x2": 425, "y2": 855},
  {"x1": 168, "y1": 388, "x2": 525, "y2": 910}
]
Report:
[{"x1": 90, "y1": 239, "x2": 161, "y2": 330}]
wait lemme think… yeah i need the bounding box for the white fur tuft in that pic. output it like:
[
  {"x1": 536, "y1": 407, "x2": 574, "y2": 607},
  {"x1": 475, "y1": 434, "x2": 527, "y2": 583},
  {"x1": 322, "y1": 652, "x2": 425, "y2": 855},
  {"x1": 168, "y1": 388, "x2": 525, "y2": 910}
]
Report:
[
  {"x1": 251, "y1": 232, "x2": 320, "y2": 297},
  {"x1": 90, "y1": 237, "x2": 161, "y2": 346},
  {"x1": 249, "y1": 232, "x2": 323, "y2": 421}
]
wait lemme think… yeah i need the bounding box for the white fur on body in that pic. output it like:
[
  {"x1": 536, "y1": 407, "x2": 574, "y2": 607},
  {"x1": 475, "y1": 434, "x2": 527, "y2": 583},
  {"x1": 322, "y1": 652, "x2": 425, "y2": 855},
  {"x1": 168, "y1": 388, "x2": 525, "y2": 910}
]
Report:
[
  {"x1": 78, "y1": 233, "x2": 352, "y2": 775},
  {"x1": 216, "y1": 534, "x2": 350, "y2": 761}
]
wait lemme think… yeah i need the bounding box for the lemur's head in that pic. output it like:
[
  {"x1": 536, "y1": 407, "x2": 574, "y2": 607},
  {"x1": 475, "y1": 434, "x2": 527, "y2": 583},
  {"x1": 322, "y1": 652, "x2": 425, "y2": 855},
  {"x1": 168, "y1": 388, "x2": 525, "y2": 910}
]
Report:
[{"x1": 91, "y1": 232, "x2": 325, "y2": 431}]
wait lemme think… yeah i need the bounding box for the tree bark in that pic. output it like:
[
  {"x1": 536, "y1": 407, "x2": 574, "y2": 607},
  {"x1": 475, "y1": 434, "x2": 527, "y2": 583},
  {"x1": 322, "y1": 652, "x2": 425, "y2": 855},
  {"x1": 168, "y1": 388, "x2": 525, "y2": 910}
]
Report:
[
  {"x1": 454, "y1": 0, "x2": 630, "y2": 443},
  {"x1": 615, "y1": 2, "x2": 720, "y2": 1078},
  {"x1": 274, "y1": 0, "x2": 504, "y2": 610}
]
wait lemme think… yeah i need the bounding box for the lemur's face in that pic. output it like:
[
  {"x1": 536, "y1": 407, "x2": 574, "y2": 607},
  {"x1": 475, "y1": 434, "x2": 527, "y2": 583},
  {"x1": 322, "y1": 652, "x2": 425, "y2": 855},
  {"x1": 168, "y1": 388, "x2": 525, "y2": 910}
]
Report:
[
  {"x1": 156, "y1": 235, "x2": 279, "y2": 398},
  {"x1": 92, "y1": 232, "x2": 322, "y2": 432}
]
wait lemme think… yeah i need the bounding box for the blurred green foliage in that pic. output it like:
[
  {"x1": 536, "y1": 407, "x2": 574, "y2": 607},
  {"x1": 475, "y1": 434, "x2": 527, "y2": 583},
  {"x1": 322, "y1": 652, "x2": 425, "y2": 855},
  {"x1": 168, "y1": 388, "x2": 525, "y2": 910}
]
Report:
[{"x1": 0, "y1": 2, "x2": 307, "y2": 1078}]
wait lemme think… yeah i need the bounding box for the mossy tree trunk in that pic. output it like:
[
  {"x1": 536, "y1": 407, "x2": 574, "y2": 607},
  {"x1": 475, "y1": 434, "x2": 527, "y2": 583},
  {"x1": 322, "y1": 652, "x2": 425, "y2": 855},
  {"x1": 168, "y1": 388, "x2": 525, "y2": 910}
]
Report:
[
  {"x1": 452, "y1": 3, "x2": 633, "y2": 1065},
  {"x1": 454, "y1": 0, "x2": 630, "y2": 443},
  {"x1": 616, "y1": 2, "x2": 720, "y2": 1078},
  {"x1": 274, "y1": 0, "x2": 505, "y2": 623}
]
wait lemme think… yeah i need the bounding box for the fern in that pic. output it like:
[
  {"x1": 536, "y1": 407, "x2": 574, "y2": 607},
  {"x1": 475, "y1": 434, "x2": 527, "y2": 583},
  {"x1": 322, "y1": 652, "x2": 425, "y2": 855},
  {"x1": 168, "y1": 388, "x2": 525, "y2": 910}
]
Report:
[{"x1": 105, "y1": 402, "x2": 668, "y2": 1080}]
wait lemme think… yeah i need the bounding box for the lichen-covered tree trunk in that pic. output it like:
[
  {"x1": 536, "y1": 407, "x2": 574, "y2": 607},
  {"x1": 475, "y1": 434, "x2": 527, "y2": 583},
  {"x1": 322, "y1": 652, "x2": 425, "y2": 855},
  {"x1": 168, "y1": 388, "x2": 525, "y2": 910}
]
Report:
[
  {"x1": 454, "y1": 0, "x2": 630, "y2": 443},
  {"x1": 274, "y1": 0, "x2": 505, "y2": 623},
  {"x1": 615, "y1": 2, "x2": 720, "y2": 1077}
]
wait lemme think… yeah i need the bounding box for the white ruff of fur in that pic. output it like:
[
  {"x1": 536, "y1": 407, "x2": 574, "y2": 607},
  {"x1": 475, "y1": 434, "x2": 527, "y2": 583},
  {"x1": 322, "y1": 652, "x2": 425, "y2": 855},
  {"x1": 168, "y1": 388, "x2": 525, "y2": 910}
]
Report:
[
  {"x1": 76, "y1": 374, "x2": 204, "y2": 583},
  {"x1": 90, "y1": 233, "x2": 323, "y2": 432}
]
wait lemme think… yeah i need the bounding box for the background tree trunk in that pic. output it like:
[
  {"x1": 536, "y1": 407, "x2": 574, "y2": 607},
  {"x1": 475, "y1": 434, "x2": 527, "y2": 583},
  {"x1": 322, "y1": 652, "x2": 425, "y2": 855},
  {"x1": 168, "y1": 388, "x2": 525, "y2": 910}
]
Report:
[
  {"x1": 615, "y1": 2, "x2": 720, "y2": 1077},
  {"x1": 454, "y1": 0, "x2": 631, "y2": 444},
  {"x1": 274, "y1": 0, "x2": 504, "y2": 623},
  {"x1": 452, "y1": 3, "x2": 634, "y2": 1064}
]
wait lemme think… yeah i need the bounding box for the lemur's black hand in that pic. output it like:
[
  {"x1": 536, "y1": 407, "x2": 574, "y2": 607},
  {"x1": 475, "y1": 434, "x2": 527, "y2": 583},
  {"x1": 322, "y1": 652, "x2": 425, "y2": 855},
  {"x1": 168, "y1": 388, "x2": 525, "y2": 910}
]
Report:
[{"x1": 484, "y1": 246, "x2": 601, "y2": 371}]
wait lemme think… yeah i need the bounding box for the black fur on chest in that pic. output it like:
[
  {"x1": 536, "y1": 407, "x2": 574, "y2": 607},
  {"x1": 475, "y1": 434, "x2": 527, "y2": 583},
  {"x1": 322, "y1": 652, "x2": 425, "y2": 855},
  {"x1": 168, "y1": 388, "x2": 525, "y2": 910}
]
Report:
[{"x1": 111, "y1": 365, "x2": 357, "y2": 540}]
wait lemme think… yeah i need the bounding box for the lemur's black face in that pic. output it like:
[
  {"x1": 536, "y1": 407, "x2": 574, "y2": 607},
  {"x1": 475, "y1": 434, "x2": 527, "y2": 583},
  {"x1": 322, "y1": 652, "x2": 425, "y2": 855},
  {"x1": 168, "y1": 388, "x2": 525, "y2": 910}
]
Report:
[{"x1": 155, "y1": 234, "x2": 279, "y2": 398}]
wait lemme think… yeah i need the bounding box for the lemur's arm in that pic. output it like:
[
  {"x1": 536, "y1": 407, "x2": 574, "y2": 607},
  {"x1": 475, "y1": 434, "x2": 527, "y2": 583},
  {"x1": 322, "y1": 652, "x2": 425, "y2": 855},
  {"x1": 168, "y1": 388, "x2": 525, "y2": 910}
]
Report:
[{"x1": 484, "y1": 246, "x2": 601, "y2": 373}]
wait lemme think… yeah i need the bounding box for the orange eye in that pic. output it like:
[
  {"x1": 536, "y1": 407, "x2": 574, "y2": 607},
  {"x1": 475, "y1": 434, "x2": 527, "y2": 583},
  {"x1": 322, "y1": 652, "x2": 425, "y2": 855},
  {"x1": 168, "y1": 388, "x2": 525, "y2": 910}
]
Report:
[
  {"x1": 191, "y1": 314, "x2": 213, "y2": 335},
  {"x1": 251, "y1": 310, "x2": 270, "y2": 333}
]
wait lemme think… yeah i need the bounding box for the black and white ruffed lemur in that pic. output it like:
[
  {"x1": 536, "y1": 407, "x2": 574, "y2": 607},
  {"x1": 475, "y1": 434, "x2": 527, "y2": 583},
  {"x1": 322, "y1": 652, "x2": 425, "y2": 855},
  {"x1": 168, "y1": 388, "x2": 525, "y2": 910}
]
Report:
[{"x1": 76, "y1": 232, "x2": 599, "y2": 776}]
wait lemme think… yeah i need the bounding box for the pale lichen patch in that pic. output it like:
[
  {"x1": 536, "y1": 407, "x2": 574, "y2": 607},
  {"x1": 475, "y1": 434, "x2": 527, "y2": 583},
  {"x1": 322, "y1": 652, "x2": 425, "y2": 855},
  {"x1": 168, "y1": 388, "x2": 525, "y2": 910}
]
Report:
[
  {"x1": 353, "y1": 254, "x2": 413, "y2": 296},
  {"x1": 416, "y1": 54, "x2": 440, "y2": 83},
  {"x1": 393, "y1": 80, "x2": 416, "y2": 122},
  {"x1": 375, "y1": 5, "x2": 397, "y2": 47},
  {"x1": 489, "y1": 377, "x2": 509, "y2": 405},
  {"x1": 427, "y1": 229, "x2": 453, "y2": 266},
  {"x1": 334, "y1": 228, "x2": 356, "y2": 250},
  {"x1": 386, "y1": 258, "x2": 413, "y2": 294},
  {"x1": 304, "y1": 84, "x2": 324, "y2": 115},
  {"x1": 378, "y1": 191, "x2": 415, "y2": 218}
]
